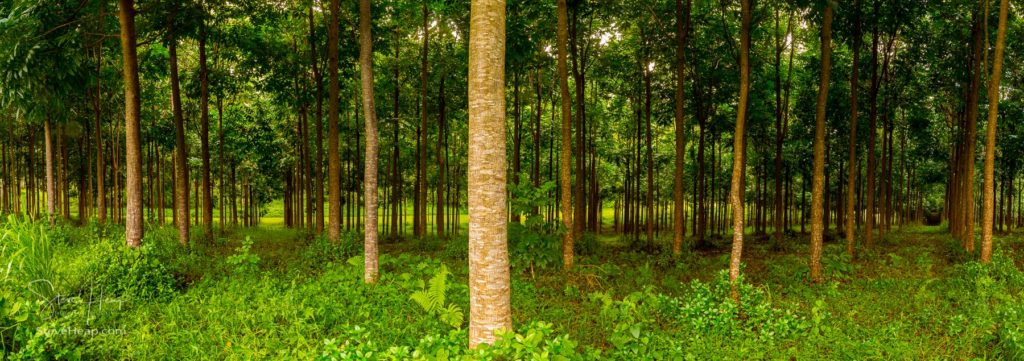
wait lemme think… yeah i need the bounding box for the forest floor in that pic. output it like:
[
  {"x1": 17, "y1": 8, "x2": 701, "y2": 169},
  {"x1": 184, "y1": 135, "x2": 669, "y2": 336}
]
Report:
[{"x1": 3, "y1": 220, "x2": 1023, "y2": 359}]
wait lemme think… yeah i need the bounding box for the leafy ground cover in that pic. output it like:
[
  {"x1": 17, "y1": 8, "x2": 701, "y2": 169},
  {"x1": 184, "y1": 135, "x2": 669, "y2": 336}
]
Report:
[{"x1": 1, "y1": 217, "x2": 1021, "y2": 360}]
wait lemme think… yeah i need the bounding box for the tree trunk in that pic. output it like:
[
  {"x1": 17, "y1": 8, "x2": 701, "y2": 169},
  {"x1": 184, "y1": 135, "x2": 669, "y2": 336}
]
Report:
[
  {"x1": 327, "y1": 0, "x2": 343, "y2": 242},
  {"x1": 569, "y1": 4, "x2": 586, "y2": 239},
  {"x1": 728, "y1": 0, "x2": 751, "y2": 302},
  {"x1": 94, "y1": 17, "x2": 106, "y2": 224},
  {"x1": 169, "y1": 25, "x2": 189, "y2": 246},
  {"x1": 810, "y1": 3, "x2": 834, "y2": 284},
  {"x1": 846, "y1": 0, "x2": 861, "y2": 256},
  {"x1": 44, "y1": 119, "x2": 55, "y2": 225},
  {"x1": 309, "y1": 6, "x2": 325, "y2": 234},
  {"x1": 199, "y1": 21, "x2": 212, "y2": 236},
  {"x1": 981, "y1": 0, "x2": 1009, "y2": 263},
  {"x1": 467, "y1": 0, "x2": 510, "y2": 348},
  {"x1": 644, "y1": 61, "x2": 654, "y2": 243},
  {"x1": 865, "y1": 0, "x2": 880, "y2": 249},
  {"x1": 358, "y1": 0, "x2": 380, "y2": 284},
  {"x1": 557, "y1": 0, "x2": 575, "y2": 269},
  {"x1": 118, "y1": 0, "x2": 144, "y2": 248},
  {"x1": 415, "y1": 2, "x2": 430, "y2": 237},
  {"x1": 437, "y1": 76, "x2": 447, "y2": 237}
]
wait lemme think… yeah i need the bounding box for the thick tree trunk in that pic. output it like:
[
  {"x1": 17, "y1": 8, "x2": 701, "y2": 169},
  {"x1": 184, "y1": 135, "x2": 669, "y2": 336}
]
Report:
[
  {"x1": 358, "y1": 0, "x2": 380, "y2": 284},
  {"x1": 728, "y1": 0, "x2": 751, "y2": 302},
  {"x1": 810, "y1": 3, "x2": 834, "y2": 284},
  {"x1": 118, "y1": 0, "x2": 144, "y2": 248},
  {"x1": 981, "y1": 0, "x2": 1009, "y2": 263},
  {"x1": 467, "y1": 0, "x2": 510, "y2": 348},
  {"x1": 557, "y1": 0, "x2": 574, "y2": 269}
]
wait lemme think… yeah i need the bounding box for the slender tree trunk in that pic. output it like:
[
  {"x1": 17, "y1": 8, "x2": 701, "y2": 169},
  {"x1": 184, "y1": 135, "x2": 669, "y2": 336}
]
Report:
[
  {"x1": 217, "y1": 97, "x2": 224, "y2": 230},
  {"x1": 327, "y1": 0, "x2": 343, "y2": 242},
  {"x1": 846, "y1": 0, "x2": 861, "y2": 256},
  {"x1": 437, "y1": 76, "x2": 447, "y2": 237},
  {"x1": 557, "y1": 0, "x2": 575, "y2": 269},
  {"x1": 569, "y1": 4, "x2": 586, "y2": 238},
  {"x1": 644, "y1": 61, "x2": 654, "y2": 243},
  {"x1": 810, "y1": 3, "x2": 834, "y2": 284},
  {"x1": 358, "y1": 0, "x2": 380, "y2": 283},
  {"x1": 199, "y1": 20, "x2": 212, "y2": 236},
  {"x1": 467, "y1": 0, "x2": 510, "y2": 348},
  {"x1": 728, "y1": 0, "x2": 751, "y2": 301},
  {"x1": 167, "y1": 21, "x2": 190, "y2": 245},
  {"x1": 44, "y1": 119, "x2": 55, "y2": 225},
  {"x1": 981, "y1": 0, "x2": 1009, "y2": 263},
  {"x1": 531, "y1": 69, "x2": 542, "y2": 217},
  {"x1": 865, "y1": 0, "x2": 880, "y2": 249},
  {"x1": 773, "y1": 9, "x2": 792, "y2": 245},
  {"x1": 118, "y1": 0, "x2": 144, "y2": 248},
  {"x1": 957, "y1": 3, "x2": 984, "y2": 249},
  {"x1": 512, "y1": 71, "x2": 522, "y2": 223},
  {"x1": 94, "y1": 14, "x2": 106, "y2": 224},
  {"x1": 415, "y1": 3, "x2": 430, "y2": 237},
  {"x1": 309, "y1": 6, "x2": 325, "y2": 234}
]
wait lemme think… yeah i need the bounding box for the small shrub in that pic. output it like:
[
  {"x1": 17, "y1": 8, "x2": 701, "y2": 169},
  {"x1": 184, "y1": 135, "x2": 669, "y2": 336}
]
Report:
[
  {"x1": 302, "y1": 232, "x2": 359, "y2": 268},
  {"x1": 509, "y1": 223, "x2": 561, "y2": 274},
  {"x1": 226, "y1": 237, "x2": 261, "y2": 274}
]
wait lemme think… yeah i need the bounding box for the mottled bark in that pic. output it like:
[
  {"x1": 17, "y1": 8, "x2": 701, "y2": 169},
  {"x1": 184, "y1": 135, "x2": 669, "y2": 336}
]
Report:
[{"x1": 467, "y1": 0, "x2": 510, "y2": 348}]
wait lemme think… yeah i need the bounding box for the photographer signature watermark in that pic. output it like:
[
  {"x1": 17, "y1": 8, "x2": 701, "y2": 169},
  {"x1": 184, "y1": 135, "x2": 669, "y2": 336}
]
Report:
[{"x1": 24, "y1": 278, "x2": 129, "y2": 337}]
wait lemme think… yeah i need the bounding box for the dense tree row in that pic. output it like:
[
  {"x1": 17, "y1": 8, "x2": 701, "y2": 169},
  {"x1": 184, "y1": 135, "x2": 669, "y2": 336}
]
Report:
[{"x1": 0, "y1": 0, "x2": 1021, "y2": 347}]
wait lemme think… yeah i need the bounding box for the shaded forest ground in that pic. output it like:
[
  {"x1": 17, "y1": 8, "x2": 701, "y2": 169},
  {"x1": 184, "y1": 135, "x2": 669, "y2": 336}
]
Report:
[{"x1": 7, "y1": 220, "x2": 1024, "y2": 359}]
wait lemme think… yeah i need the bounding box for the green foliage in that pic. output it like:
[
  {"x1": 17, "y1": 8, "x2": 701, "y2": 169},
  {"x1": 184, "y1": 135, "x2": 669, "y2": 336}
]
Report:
[
  {"x1": 301, "y1": 232, "x2": 360, "y2": 270},
  {"x1": 83, "y1": 239, "x2": 179, "y2": 301},
  {"x1": 226, "y1": 236, "x2": 261, "y2": 274},
  {"x1": 1, "y1": 216, "x2": 57, "y2": 300},
  {"x1": 317, "y1": 321, "x2": 592, "y2": 361},
  {"x1": 409, "y1": 264, "x2": 463, "y2": 329},
  {"x1": 509, "y1": 223, "x2": 561, "y2": 273},
  {"x1": 441, "y1": 235, "x2": 469, "y2": 261}
]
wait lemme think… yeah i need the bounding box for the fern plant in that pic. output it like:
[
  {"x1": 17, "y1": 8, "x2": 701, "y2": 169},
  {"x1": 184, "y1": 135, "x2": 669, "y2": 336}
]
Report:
[{"x1": 409, "y1": 265, "x2": 463, "y2": 328}]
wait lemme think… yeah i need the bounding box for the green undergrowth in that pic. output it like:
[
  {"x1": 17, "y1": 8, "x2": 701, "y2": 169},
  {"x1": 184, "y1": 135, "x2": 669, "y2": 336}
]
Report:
[{"x1": 1, "y1": 217, "x2": 1021, "y2": 359}]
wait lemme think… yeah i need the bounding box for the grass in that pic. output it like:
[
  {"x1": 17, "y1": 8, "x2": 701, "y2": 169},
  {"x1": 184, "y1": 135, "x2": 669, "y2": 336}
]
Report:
[{"x1": 1, "y1": 215, "x2": 1022, "y2": 359}]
